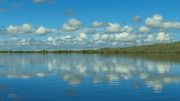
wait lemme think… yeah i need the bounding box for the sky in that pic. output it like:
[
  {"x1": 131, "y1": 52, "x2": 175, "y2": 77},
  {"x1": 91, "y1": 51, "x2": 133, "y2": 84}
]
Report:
[{"x1": 0, "y1": 0, "x2": 180, "y2": 50}]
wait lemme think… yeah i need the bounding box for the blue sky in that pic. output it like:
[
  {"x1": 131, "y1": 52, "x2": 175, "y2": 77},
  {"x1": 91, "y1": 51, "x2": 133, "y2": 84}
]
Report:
[
  {"x1": 1, "y1": 0, "x2": 180, "y2": 26},
  {"x1": 0, "y1": 0, "x2": 180, "y2": 50}
]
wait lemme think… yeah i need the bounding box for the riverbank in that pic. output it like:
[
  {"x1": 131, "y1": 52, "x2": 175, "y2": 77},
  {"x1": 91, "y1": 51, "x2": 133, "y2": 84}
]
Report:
[{"x1": 0, "y1": 42, "x2": 180, "y2": 54}]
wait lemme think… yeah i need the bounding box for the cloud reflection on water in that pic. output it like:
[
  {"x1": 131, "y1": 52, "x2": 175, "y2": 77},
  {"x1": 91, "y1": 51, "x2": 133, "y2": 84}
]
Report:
[{"x1": 0, "y1": 54, "x2": 180, "y2": 93}]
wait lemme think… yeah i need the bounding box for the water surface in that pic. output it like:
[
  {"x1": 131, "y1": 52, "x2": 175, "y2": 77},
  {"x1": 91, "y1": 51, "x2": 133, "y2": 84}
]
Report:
[{"x1": 0, "y1": 54, "x2": 180, "y2": 101}]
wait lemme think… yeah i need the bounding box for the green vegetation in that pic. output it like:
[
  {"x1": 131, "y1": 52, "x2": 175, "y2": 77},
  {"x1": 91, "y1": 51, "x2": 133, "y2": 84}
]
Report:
[
  {"x1": 98, "y1": 41, "x2": 180, "y2": 54},
  {"x1": 0, "y1": 42, "x2": 180, "y2": 54}
]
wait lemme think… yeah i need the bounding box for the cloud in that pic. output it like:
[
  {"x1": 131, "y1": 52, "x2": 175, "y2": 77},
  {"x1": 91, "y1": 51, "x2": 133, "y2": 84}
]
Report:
[
  {"x1": 122, "y1": 26, "x2": 134, "y2": 33},
  {"x1": 0, "y1": 28, "x2": 6, "y2": 34},
  {"x1": 35, "y1": 26, "x2": 51, "y2": 35},
  {"x1": 78, "y1": 28, "x2": 95, "y2": 34},
  {"x1": 32, "y1": 0, "x2": 51, "y2": 4},
  {"x1": 79, "y1": 32, "x2": 87, "y2": 39},
  {"x1": 145, "y1": 34, "x2": 154, "y2": 42},
  {"x1": 54, "y1": 35, "x2": 74, "y2": 44},
  {"x1": 145, "y1": 14, "x2": 180, "y2": 29},
  {"x1": 132, "y1": 15, "x2": 141, "y2": 22},
  {"x1": 9, "y1": 37, "x2": 18, "y2": 42},
  {"x1": 0, "y1": 14, "x2": 177, "y2": 50},
  {"x1": 65, "y1": 9, "x2": 75, "y2": 17},
  {"x1": 92, "y1": 33, "x2": 100, "y2": 41},
  {"x1": 45, "y1": 30, "x2": 144, "y2": 48},
  {"x1": 100, "y1": 34, "x2": 109, "y2": 41},
  {"x1": 62, "y1": 18, "x2": 83, "y2": 31},
  {"x1": 92, "y1": 21, "x2": 108, "y2": 27},
  {"x1": 6, "y1": 24, "x2": 32, "y2": 34},
  {"x1": 145, "y1": 14, "x2": 163, "y2": 28},
  {"x1": 105, "y1": 23, "x2": 121, "y2": 33},
  {"x1": 7, "y1": 37, "x2": 30, "y2": 46},
  {"x1": 139, "y1": 26, "x2": 150, "y2": 33},
  {"x1": 4, "y1": 24, "x2": 56, "y2": 36},
  {"x1": 156, "y1": 32, "x2": 171, "y2": 43},
  {"x1": 114, "y1": 32, "x2": 138, "y2": 42},
  {"x1": 47, "y1": 33, "x2": 88, "y2": 46},
  {"x1": 76, "y1": 32, "x2": 87, "y2": 43},
  {"x1": 91, "y1": 32, "x2": 141, "y2": 46},
  {"x1": 47, "y1": 36, "x2": 53, "y2": 41}
]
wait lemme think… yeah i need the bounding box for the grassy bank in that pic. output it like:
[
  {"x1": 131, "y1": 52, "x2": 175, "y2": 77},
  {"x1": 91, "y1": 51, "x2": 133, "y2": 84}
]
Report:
[{"x1": 98, "y1": 41, "x2": 180, "y2": 54}]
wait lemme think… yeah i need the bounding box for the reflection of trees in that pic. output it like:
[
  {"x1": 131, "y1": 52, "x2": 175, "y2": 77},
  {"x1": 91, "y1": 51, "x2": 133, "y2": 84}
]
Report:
[{"x1": 0, "y1": 54, "x2": 180, "y2": 92}]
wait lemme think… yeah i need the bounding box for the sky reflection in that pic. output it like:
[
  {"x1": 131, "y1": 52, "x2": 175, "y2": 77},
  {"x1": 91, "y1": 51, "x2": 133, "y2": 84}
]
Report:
[{"x1": 0, "y1": 54, "x2": 180, "y2": 93}]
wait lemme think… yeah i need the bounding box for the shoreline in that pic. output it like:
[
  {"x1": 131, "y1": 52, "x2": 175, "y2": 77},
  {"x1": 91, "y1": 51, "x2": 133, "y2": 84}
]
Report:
[
  {"x1": 0, "y1": 41, "x2": 180, "y2": 54},
  {"x1": 0, "y1": 50, "x2": 180, "y2": 54}
]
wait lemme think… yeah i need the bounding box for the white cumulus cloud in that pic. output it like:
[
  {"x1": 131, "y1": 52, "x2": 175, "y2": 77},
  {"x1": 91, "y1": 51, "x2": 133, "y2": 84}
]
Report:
[
  {"x1": 62, "y1": 18, "x2": 83, "y2": 31},
  {"x1": 92, "y1": 21, "x2": 108, "y2": 27},
  {"x1": 145, "y1": 14, "x2": 180, "y2": 29},
  {"x1": 139, "y1": 26, "x2": 150, "y2": 33},
  {"x1": 156, "y1": 32, "x2": 171, "y2": 43},
  {"x1": 145, "y1": 34, "x2": 154, "y2": 42},
  {"x1": 35, "y1": 26, "x2": 51, "y2": 35},
  {"x1": 105, "y1": 23, "x2": 121, "y2": 33},
  {"x1": 6, "y1": 24, "x2": 32, "y2": 34}
]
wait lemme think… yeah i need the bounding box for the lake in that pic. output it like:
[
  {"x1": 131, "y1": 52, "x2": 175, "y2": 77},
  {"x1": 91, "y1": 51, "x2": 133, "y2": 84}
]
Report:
[{"x1": 0, "y1": 54, "x2": 180, "y2": 101}]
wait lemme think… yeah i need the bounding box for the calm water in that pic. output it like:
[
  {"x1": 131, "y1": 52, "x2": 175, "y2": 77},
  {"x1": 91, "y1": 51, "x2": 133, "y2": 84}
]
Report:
[{"x1": 0, "y1": 54, "x2": 180, "y2": 101}]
